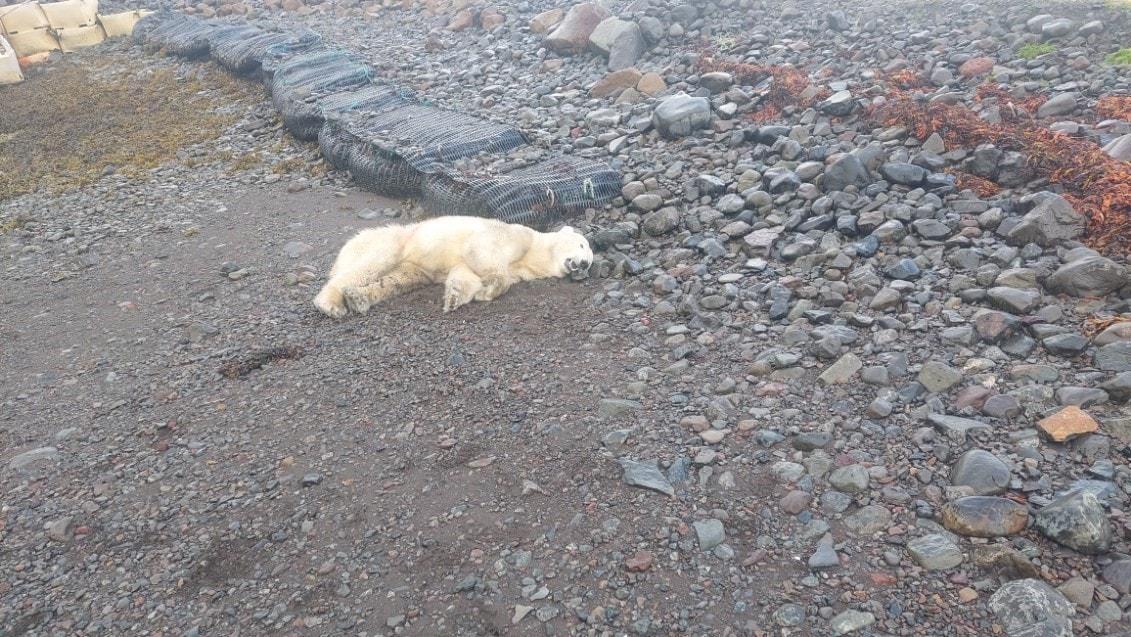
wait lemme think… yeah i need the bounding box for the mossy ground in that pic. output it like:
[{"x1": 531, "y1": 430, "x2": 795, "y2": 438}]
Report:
[{"x1": 0, "y1": 50, "x2": 262, "y2": 201}]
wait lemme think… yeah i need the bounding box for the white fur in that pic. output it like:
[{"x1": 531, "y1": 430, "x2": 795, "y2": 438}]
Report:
[{"x1": 313, "y1": 216, "x2": 593, "y2": 317}]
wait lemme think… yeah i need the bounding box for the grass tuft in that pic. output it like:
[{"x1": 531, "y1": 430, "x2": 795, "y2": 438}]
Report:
[
  {"x1": 1017, "y1": 43, "x2": 1056, "y2": 60},
  {"x1": 1105, "y1": 48, "x2": 1131, "y2": 66}
]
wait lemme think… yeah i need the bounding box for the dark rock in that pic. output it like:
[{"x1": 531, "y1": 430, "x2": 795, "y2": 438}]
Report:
[
  {"x1": 822, "y1": 153, "x2": 870, "y2": 192},
  {"x1": 988, "y1": 580, "x2": 1074, "y2": 637},
  {"x1": 652, "y1": 93, "x2": 711, "y2": 138},
  {"x1": 880, "y1": 162, "x2": 927, "y2": 185},
  {"x1": 950, "y1": 449, "x2": 1010, "y2": 495},
  {"x1": 1032, "y1": 489, "x2": 1113, "y2": 554},
  {"x1": 1006, "y1": 193, "x2": 1084, "y2": 247},
  {"x1": 1045, "y1": 256, "x2": 1127, "y2": 297}
]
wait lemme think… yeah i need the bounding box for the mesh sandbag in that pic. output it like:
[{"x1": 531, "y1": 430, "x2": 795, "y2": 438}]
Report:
[
  {"x1": 130, "y1": 10, "x2": 165, "y2": 44},
  {"x1": 282, "y1": 84, "x2": 416, "y2": 142},
  {"x1": 258, "y1": 30, "x2": 324, "y2": 81},
  {"x1": 317, "y1": 105, "x2": 528, "y2": 197},
  {"x1": 270, "y1": 52, "x2": 375, "y2": 140},
  {"x1": 211, "y1": 28, "x2": 291, "y2": 74},
  {"x1": 204, "y1": 23, "x2": 262, "y2": 65},
  {"x1": 421, "y1": 157, "x2": 620, "y2": 229},
  {"x1": 143, "y1": 13, "x2": 216, "y2": 58}
]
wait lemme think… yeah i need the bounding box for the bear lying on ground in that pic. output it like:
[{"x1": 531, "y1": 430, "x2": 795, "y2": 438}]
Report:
[{"x1": 313, "y1": 216, "x2": 593, "y2": 317}]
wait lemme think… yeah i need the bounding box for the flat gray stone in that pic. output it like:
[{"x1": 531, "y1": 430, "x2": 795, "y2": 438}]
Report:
[
  {"x1": 819, "y1": 353, "x2": 862, "y2": 385},
  {"x1": 1096, "y1": 342, "x2": 1131, "y2": 372},
  {"x1": 808, "y1": 534, "x2": 840, "y2": 569},
  {"x1": 598, "y1": 398, "x2": 642, "y2": 419},
  {"x1": 951, "y1": 449, "x2": 1011, "y2": 495},
  {"x1": 8, "y1": 447, "x2": 60, "y2": 471},
  {"x1": 693, "y1": 518, "x2": 726, "y2": 551},
  {"x1": 1045, "y1": 256, "x2": 1127, "y2": 297},
  {"x1": 907, "y1": 533, "x2": 964, "y2": 570},
  {"x1": 829, "y1": 464, "x2": 869, "y2": 493},
  {"x1": 652, "y1": 93, "x2": 711, "y2": 138},
  {"x1": 619, "y1": 458, "x2": 674, "y2": 496},
  {"x1": 928, "y1": 414, "x2": 992, "y2": 442},
  {"x1": 918, "y1": 361, "x2": 963, "y2": 393},
  {"x1": 830, "y1": 609, "x2": 875, "y2": 635}
]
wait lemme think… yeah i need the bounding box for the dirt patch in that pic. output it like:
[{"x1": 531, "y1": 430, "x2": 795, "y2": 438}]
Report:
[{"x1": 0, "y1": 50, "x2": 262, "y2": 200}]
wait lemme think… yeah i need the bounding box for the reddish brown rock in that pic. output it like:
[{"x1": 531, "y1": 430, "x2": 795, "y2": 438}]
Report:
[
  {"x1": 959, "y1": 56, "x2": 994, "y2": 78},
  {"x1": 529, "y1": 7, "x2": 563, "y2": 33},
  {"x1": 544, "y1": 3, "x2": 610, "y2": 54},
  {"x1": 591, "y1": 67, "x2": 642, "y2": 98},
  {"x1": 941, "y1": 496, "x2": 1028, "y2": 538},
  {"x1": 1037, "y1": 406, "x2": 1099, "y2": 442},
  {"x1": 625, "y1": 550, "x2": 654, "y2": 572},
  {"x1": 636, "y1": 71, "x2": 666, "y2": 96}
]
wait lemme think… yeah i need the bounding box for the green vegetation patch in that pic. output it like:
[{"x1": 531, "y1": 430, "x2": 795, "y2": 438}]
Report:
[{"x1": 1017, "y1": 43, "x2": 1056, "y2": 60}]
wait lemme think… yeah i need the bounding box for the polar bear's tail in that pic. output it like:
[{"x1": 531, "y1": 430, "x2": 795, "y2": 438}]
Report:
[{"x1": 313, "y1": 226, "x2": 410, "y2": 318}]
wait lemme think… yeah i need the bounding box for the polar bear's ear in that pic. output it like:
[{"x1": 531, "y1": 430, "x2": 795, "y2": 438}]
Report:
[{"x1": 557, "y1": 225, "x2": 574, "y2": 233}]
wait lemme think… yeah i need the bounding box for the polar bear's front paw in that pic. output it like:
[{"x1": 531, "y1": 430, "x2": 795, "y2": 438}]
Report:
[
  {"x1": 342, "y1": 287, "x2": 372, "y2": 315},
  {"x1": 314, "y1": 288, "x2": 349, "y2": 319},
  {"x1": 443, "y1": 287, "x2": 472, "y2": 313}
]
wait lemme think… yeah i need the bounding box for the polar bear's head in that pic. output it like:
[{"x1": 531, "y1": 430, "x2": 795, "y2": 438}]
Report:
[{"x1": 547, "y1": 226, "x2": 593, "y2": 277}]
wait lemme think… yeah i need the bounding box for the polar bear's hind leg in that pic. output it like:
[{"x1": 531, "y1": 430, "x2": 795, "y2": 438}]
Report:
[
  {"x1": 346, "y1": 264, "x2": 432, "y2": 314},
  {"x1": 314, "y1": 228, "x2": 405, "y2": 318}
]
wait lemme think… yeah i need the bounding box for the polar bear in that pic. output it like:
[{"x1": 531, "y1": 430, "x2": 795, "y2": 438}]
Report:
[{"x1": 313, "y1": 216, "x2": 593, "y2": 317}]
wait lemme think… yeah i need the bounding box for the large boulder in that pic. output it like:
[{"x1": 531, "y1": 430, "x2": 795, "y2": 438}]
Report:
[
  {"x1": 1045, "y1": 255, "x2": 1127, "y2": 297},
  {"x1": 822, "y1": 153, "x2": 871, "y2": 192},
  {"x1": 652, "y1": 93, "x2": 711, "y2": 138},
  {"x1": 606, "y1": 23, "x2": 645, "y2": 71},
  {"x1": 529, "y1": 8, "x2": 563, "y2": 33},
  {"x1": 1033, "y1": 489, "x2": 1113, "y2": 554},
  {"x1": 988, "y1": 579, "x2": 1075, "y2": 637},
  {"x1": 1037, "y1": 92, "x2": 1078, "y2": 118},
  {"x1": 1006, "y1": 192, "x2": 1084, "y2": 246},
  {"x1": 588, "y1": 17, "x2": 631, "y2": 54},
  {"x1": 544, "y1": 3, "x2": 610, "y2": 54},
  {"x1": 950, "y1": 449, "x2": 1011, "y2": 495},
  {"x1": 1103, "y1": 133, "x2": 1131, "y2": 161}
]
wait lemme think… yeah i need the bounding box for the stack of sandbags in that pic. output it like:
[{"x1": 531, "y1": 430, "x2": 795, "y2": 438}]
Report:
[
  {"x1": 40, "y1": 0, "x2": 104, "y2": 52},
  {"x1": 0, "y1": 2, "x2": 61, "y2": 57},
  {"x1": 0, "y1": 0, "x2": 144, "y2": 57},
  {"x1": 96, "y1": 8, "x2": 148, "y2": 38},
  {"x1": 0, "y1": 31, "x2": 24, "y2": 84}
]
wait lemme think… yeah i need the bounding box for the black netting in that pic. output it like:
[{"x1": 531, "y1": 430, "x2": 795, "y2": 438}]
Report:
[
  {"x1": 281, "y1": 84, "x2": 416, "y2": 143},
  {"x1": 143, "y1": 14, "x2": 218, "y2": 58},
  {"x1": 421, "y1": 157, "x2": 620, "y2": 229},
  {"x1": 258, "y1": 30, "x2": 325, "y2": 81},
  {"x1": 209, "y1": 26, "x2": 287, "y2": 74},
  {"x1": 129, "y1": 10, "x2": 624, "y2": 228},
  {"x1": 130, "y1": 10, "x2": 166, "y2": 44},
  {"x1": 269, "y1": 51, "x2": 375, "y2": 140},
  {"x1": 317, "y1": 105, "x2": 528, "y2": 197}
]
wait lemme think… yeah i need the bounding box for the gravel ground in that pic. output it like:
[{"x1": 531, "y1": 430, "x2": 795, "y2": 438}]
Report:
[{"x1": 3, "y1": 0, "x2": 1131, "y2": 636}]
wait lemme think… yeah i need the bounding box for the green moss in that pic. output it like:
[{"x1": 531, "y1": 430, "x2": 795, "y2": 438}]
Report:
[
  {"x1": 1106, "y1": 48, "x2": 1131, "y2": 65},
  {"x1": 1017, "y1": 43, "x2": 1057, "y2": 60}
]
